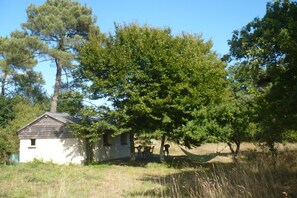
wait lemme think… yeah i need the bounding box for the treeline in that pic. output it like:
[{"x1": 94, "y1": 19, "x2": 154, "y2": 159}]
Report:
[{"x1": 1, "y1": 0, "x2": 296, "y2": 163}]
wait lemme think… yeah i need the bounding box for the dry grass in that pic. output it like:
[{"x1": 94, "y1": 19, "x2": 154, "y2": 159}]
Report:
[
  {"x1": 0, "y1": 143, "x2": 297, "y2": 198},
  {"x1": 0, "y1": 161, "x2": 110, "y2": 197},
  {"x1": 0, "y1": 160, "x2": 181, "y2": 198}
]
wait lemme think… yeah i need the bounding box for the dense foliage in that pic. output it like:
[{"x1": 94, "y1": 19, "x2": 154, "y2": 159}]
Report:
[
  {"x1": 0, "y1": 96, "x2": 48, "y2": 163},
  {"x1": 227, "y1": 0, "x2": 297, "y2": 150},
  {"x1": 0, "y1": 31, "x2": 46, "y2": 102},
  {"x1": 78, "y1": 24, "x2": 228, "y2": 160}
]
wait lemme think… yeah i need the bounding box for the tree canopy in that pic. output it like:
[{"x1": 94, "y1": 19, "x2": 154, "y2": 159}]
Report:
[
  {"x1": 21, "y1": 0, "x2": 100, "y2": 112},
  {"x1": 0, "y1": 31, "x2": 45, "y2": 101},
  {"x1": 227, "y1": 0, "x2": 297, "y2": 149},
  {"x1": 78, "y1": 23, "x2": 228, "y2": 160}
]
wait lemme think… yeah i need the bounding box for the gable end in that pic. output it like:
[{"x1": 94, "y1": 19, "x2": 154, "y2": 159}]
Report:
[{"x1": 18, "y1": 113, "x2": 76, "y2": 139}]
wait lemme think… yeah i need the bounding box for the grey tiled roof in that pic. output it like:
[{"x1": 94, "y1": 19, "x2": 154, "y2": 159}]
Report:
[{"x1": 46, "y1": 112, "x2": 78, "y2": 123}]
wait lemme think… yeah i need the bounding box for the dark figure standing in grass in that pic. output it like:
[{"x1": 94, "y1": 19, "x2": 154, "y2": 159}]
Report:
[{"x1": 164, "y1": 144, "x2": 170, "y2": 156}]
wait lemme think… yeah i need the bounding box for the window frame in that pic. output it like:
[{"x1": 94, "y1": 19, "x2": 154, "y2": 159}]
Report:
[
  {"x1": 120, "y1": 133, "x2": 128, "y2": 145},
  {"x1": 103, "y1": 134, "x2": 111, "y2": 146}
]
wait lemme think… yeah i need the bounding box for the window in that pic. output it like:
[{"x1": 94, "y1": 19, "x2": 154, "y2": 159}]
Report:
[
  {"x1": 30, "y1": 139, "x2": 36, "y2": 146},
  {"x1": 103, "y1": 134, "x2": 111, "y2": 146},
  {"x1": 28, "y1": 139, "x2": 36, "y2": 149},
  {"x1": 121, "y1": 133, "x2": 128, "y2": 145}
]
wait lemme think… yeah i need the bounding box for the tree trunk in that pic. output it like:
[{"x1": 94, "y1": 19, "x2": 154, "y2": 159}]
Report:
[
  {"x1": 268, "y1": 141, "x2": 277, "y2": 167},
  {"x1": 129, "y1": 132, "x2": 135, "y2": 161},
  {"x1": 85, "y1": 138, "x2": 94, "y2": 164},
  {"x1": 227, "y1": 141, "x2": 240, "y2": 163},
  {"x1": 1, "y1": 70, "x2": 8, "y2": 96},
  {"x1": 159, "y1": 134, "x2": 166, "y2": 162},
  {"x1": 50, "y1": 58, "x2": 62, "y2": 113}
]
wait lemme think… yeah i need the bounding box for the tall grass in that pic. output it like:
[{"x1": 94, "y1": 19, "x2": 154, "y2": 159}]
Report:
[
  {"x1": 0, "y1": 150, "x2": 296, "y2": 197},
  {"x1": 144, "y1": 150, "x2": 297, "y2": 198}
]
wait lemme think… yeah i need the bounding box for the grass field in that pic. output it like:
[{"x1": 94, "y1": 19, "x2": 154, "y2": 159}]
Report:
[{"x1": 1, "y1": 143, "x2": 297, "y2": 198}]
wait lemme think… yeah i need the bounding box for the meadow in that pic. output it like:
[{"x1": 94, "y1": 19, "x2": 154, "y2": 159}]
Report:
[{"x1": 0, "y1": 143, "x2": 296, "y2": 198}]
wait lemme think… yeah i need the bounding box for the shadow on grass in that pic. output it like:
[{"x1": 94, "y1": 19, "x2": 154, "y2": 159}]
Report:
[
  {"x1": 93, "y1": 152, "x2": 231, "y2": 168},
  {"x1": 129, "y1": 162, "x2": 297, "y2": 198},
  {"x1": 95, "y1": 151, "x2": 297, "y2": 198},
  {"x1": 90, "y1": 154, "x2": 194, "y2": 168}
]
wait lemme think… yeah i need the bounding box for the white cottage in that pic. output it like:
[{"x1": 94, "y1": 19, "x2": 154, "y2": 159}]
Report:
[{"x1": 18, "y1": 112, "x2": 130, "y2": 164}]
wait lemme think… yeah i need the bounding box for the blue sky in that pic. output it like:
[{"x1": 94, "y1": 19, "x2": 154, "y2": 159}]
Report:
[{"x1": 0, "y1": 0, "x2": 270, "y2": 96}]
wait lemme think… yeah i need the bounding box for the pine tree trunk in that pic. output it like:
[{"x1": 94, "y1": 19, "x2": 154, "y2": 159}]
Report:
[
  {"x1": 50, "y1": 58, "x2": 62, "y2": 113},
  {"x1": 1, "y1": 71, "x2": 7, "y2": 96},
  {"x1": 159, "y1": 134, "x2": 166, "y2": 162}
]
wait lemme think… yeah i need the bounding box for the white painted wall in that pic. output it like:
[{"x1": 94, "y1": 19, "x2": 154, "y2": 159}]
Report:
[
  {"x1": 94, "y1": 134, "x2": 131, "y2": 161},
  {"x1": 19, "y1": 134, "x2": 131, "y2": 164},
  {"x1": 19, "y1": 138, "x2": 85, "y2": 164}
]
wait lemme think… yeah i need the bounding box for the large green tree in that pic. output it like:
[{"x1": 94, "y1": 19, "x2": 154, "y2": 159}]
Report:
[
  {"x1": 227, "y1": 0, "x2": 297, "y2": 150},
  {"x1": 0, "y1": 31, "x2": 45, "y2": 100},
  {"x1": 184, "y1": 89, "x2": 257, "y2": 162},
  {"x1": 179, "y1": 61, "x2": 259, "y2": 161},
  {"x1": 22, "y1": 0, "x2": 99, "y2": 112},
  {"x1": 78, "y1": 24, "x2": 227, "y2": 161}
]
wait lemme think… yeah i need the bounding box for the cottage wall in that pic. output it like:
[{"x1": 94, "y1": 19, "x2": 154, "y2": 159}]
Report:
[
  {"x1": 18, "y1": 112, "x2": 131, "y2": 164},
  {"x1": 94, "y1": 134, "x2": 131, "y2": 161},
  {"x1": 19, "y1": 138, "x2": 85, "y2": 164}
]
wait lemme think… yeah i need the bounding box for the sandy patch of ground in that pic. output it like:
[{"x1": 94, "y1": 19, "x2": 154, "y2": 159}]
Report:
[{"x1": 151, "y1": 142, "x2": 297, "y2": 163}]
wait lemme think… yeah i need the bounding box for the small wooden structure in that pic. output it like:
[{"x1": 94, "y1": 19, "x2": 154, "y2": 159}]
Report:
[{"x1": 18, "y1": 112, "x2": 130, "y2": 164}]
